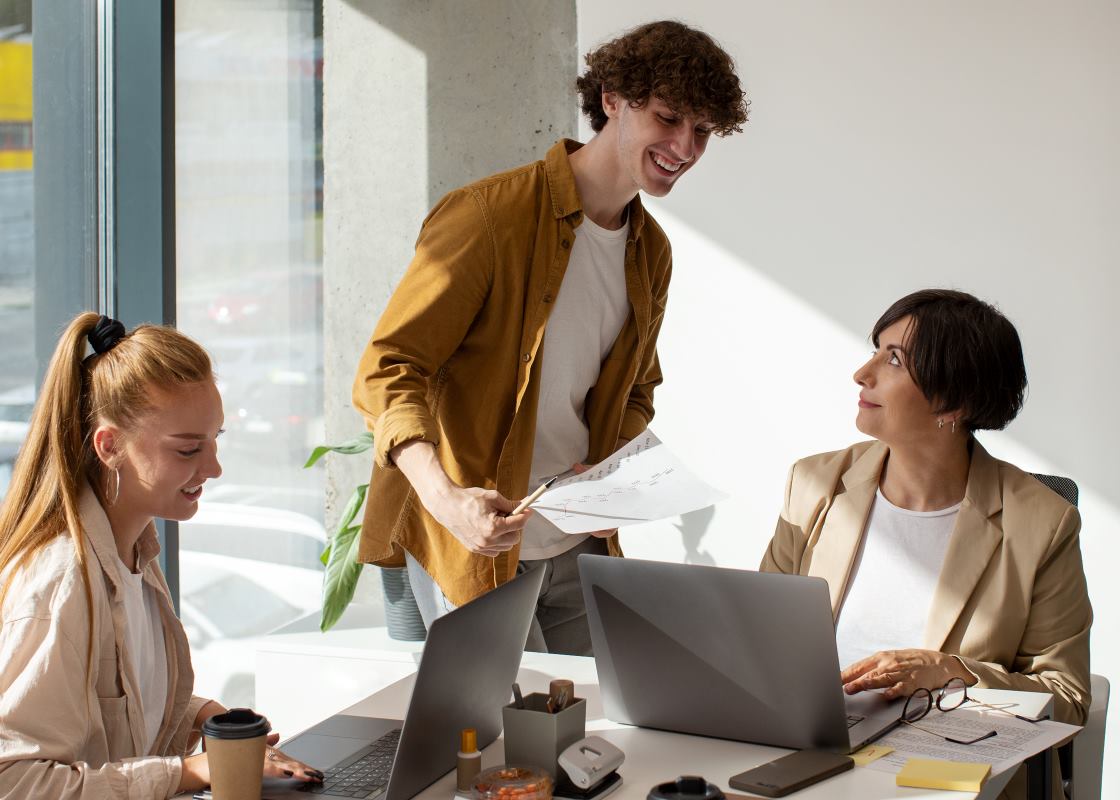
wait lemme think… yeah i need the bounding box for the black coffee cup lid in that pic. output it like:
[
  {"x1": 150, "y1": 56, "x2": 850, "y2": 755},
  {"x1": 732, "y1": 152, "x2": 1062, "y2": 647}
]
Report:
[
  {"x1": 202, "y1": 708, "x2": 271, "y2": 740},
  {"x1": 647, "y1": 776, "x2": 725, "y2": 800}
]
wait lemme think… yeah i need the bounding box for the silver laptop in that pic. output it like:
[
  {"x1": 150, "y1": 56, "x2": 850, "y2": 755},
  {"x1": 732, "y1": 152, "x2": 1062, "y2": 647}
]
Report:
[
  {"x1": 578, "y1": 555, "x2": 903, "y2": 753},
  {"x1": 257, "y1": 564, "x2": 545, "y2": 800}
]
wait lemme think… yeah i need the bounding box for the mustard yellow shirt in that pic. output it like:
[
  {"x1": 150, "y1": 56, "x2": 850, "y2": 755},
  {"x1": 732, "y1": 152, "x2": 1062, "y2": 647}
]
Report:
[{"x1": 352, "y1": 139, "x2": 672, "y2": 606}]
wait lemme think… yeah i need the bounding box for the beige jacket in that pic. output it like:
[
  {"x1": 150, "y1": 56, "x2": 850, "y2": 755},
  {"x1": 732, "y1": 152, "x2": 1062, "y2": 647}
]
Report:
[
  {"x1": 0, "y1": 487, "x2": 210, "y2": 799},
  {"x1": 761, "y1": 440, "x2": 1092, "y2": 726}
]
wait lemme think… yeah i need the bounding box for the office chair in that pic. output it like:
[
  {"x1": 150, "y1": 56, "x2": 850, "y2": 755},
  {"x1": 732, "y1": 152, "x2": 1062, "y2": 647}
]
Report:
[
  {"x1": 1071, "y1": 675, "x2": 1110, "y2": 800},
  {"x1": 1030, "y1": 474, "x2": 1109, "y2": 800}
]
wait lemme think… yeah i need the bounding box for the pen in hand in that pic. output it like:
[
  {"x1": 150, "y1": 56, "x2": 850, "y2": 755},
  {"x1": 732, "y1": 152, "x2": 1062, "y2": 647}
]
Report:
[{"x1": 510, "y1": 475, "x2": 559, "y2": 516}]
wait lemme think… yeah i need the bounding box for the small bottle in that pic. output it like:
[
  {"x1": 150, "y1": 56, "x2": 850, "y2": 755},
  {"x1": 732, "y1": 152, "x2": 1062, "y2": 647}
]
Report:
[{"x1": 457, "y1": 727, "x2": 482, "y2": 792}]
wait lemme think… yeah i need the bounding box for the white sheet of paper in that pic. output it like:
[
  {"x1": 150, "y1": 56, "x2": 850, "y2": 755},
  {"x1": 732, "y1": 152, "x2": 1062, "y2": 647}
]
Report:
[
  {"x1": 530, "y1": 430, "x2": 727, "y2": 534},
  {"x1": 862, "y1": 706, "x2": 1079, "y2": 777}
]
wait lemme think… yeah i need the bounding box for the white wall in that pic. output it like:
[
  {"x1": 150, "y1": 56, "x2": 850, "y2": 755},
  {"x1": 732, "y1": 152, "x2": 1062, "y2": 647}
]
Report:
[{"x1": 579, "y1": 1, "x2": 1119, "y2": 791}]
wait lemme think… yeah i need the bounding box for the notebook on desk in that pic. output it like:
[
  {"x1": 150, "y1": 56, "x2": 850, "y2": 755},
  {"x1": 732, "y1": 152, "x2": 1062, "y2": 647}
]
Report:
[
  {"x1": 578, "y1": 555, "x2": 904, "y2": 753},
  {"x1": 245, "y1": 564, "x2": 545, "y2": 800}
]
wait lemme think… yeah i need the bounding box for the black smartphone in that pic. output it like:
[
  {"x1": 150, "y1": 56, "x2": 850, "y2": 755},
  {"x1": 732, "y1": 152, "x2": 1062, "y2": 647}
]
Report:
[{"x1": 728, "y1": 750, "x2": 853, "y2": 797}]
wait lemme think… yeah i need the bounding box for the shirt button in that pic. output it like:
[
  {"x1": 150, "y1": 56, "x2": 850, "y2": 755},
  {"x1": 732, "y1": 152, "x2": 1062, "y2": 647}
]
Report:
[
  {"x1": 560, "y1": 239, "x2": 570, "y2": 249},
  {"x1": 522, "y1": 353, "x2": 531, "y2": 362}
]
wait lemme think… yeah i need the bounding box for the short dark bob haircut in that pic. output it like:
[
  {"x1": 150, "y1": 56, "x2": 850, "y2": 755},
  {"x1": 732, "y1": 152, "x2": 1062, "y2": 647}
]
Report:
[
  {"x1": 576, "y1": 20, "x2": 749, "y2": 136},
  {"x1": 872, "y1": 289, "x2": 1027, "y2": 432}
]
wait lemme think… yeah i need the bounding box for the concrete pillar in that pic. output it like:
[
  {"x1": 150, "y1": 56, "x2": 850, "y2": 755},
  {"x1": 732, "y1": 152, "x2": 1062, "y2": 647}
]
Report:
[{"x1": 322, "y1": 1, "x2": 577, "y2": 606}]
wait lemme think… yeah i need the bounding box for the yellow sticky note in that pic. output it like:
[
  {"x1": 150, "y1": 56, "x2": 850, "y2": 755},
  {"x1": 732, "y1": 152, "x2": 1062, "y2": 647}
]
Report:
[
  {"x1": 896, "y1": 758, "x2": 991, "y2": 792},
  {"x1": 851, "y1": 744, "x2": 894, "y2": 766}
]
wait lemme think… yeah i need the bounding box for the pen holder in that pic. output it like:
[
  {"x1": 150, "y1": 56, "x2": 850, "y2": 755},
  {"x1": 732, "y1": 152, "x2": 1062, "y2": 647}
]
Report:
[{"x1": 503, "y1": 693, "x2": 587, "y2": 780}]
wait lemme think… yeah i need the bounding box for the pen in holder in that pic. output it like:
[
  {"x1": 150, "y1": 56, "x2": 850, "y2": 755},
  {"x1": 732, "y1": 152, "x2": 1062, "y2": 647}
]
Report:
[{"x1": 503, "y1": 691, "x2": 587, "y2": 779}]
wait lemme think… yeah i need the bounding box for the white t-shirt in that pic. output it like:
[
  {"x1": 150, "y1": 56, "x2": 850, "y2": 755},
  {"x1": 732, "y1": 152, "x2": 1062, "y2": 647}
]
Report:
[
  {"x1": 115, "y1": 557, "x2": 168, "y2": 753},
  {"x1": 520, "y1": 214, "x2": 630, "y2": 560},
  {"x1": 834, "y1": 489, "x2": 960, "y2": 671}
]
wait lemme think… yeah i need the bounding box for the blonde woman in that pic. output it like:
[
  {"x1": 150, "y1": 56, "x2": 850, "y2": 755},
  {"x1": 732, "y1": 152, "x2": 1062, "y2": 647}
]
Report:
[{"x1": 0, "y1": 313, "x2": 321, "y2": 797}]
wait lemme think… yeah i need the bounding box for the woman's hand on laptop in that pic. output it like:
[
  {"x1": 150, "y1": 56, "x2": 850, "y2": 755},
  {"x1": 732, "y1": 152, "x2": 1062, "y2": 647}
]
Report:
[
  {"x1": 263, "y1": 733, "x2": 325, "y2": 784},
  {"x1": 841, "y1": 649, "x2": 978, "y2": 699}
]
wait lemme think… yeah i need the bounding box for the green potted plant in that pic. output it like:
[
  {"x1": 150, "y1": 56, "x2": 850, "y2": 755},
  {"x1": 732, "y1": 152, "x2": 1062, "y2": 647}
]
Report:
[{"x1": 305, "y1": 433, "x2": 425, "y2": 639}]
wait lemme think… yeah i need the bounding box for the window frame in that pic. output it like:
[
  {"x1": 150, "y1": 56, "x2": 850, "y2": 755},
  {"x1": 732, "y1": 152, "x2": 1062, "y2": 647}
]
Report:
[{"x1": 32, "y1": 0, "x2": 181, "y2": 609}]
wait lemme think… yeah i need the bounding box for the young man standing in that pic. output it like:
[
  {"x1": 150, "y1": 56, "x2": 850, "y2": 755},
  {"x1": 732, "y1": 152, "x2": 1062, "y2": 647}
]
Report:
[{"x1": 352, "y1": 21, "x2": 748, "y2": 654}]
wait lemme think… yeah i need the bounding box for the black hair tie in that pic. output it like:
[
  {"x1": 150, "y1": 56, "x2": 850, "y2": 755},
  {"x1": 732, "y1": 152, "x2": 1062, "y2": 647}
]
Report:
[{"x1": 88, "y1": 315, "x2": 127, "y2": 355}]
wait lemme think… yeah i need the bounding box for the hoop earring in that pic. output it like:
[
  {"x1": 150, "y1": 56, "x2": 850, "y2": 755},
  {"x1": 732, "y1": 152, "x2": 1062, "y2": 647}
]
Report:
[
  {"x1": 106, "y1": 468, "x2": 120, "y2": 507},
  {"x1": 951, "y1": 420, "x2": 957, "y2": 434}
]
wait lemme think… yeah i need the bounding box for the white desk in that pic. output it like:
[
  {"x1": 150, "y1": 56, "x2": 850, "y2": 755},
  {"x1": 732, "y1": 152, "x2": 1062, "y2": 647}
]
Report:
[{"x1": 336, "y1": 653, "x2": 1033, "y2": 800}]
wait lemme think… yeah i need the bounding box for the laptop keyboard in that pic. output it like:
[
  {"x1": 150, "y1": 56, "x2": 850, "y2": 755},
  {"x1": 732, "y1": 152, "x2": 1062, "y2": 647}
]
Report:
[
  {"x1": 301, "y1": 728, "x2": 401, "y2": 798},
  {"x1": 846, "y1": 714, "x2": 865, "y2": 728}
]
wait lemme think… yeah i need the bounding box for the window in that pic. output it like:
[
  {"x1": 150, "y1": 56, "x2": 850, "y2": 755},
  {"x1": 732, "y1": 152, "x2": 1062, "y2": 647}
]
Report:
[
  {"x1": 174, "y1": 0, "x2": 324, "y2": 709},
  {"x1": 0, "y1": 3, "x2": 34, "y2": 498}
]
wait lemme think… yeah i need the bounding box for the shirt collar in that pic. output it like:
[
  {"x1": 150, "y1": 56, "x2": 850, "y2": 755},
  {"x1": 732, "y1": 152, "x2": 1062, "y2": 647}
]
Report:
[
  {"x1": 80, "y1": 483, "x2": 163, "y2": 590},
  {"x1": 544, "y1": 138, "x2": 647, "y2": 240}
]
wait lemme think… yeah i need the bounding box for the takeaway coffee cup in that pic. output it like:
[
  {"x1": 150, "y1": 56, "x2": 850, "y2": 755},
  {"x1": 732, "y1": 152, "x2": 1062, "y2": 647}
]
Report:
[{"x1": 202, "y1": 708, "x2": 271, "y2": 800}]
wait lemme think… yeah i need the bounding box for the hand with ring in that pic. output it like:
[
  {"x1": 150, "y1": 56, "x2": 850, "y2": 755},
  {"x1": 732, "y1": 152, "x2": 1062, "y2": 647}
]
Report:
[
  {"x1": 263, "y1": 733, "x2": 324, "y2": 784},
  {"x1": 840, "y1": 648, "x2": 977, "y2": 700}
]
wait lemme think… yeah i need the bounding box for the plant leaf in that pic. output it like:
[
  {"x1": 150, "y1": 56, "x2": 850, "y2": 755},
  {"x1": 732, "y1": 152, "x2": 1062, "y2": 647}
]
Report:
[
  {"x1": 337, "y1": 483, "x2": 369, "y2": 533},
  {"x1": 320, "y1": 524, "x2": 364, "y2": 632},
  {"x1": 304, "y1": 432, "x2": 375, "y2": 468},
  {"x1": 319, "y1": 540, "x2": 332, "y2": 566}
]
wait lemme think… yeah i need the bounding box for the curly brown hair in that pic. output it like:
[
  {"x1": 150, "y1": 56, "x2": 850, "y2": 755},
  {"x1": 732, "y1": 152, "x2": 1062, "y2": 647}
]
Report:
[{"x1": 576, "y1": 20, "x2": 748, "y2": 136}]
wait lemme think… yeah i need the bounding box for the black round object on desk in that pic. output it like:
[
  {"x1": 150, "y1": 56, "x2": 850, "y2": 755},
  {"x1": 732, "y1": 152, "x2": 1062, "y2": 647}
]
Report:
[{"x1": 647, "y1": 775, "x2": 725, "y2": 800}]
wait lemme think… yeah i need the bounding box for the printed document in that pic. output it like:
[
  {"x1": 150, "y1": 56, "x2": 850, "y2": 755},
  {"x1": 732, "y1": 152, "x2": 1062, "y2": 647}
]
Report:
[
  {"x1": 530, "y1": 430, "x2": 726, "y2": 534},
  {"x1": 863, "y1": 707, "x2": 1079, "y2": 777}
]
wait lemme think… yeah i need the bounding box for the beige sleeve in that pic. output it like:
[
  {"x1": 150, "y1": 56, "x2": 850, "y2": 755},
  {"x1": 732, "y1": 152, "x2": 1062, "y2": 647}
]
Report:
[
  {"x1": 954, "y1": 505, "x2": 1092, "y2": 725},
  {"x1": 759, "y1": 462, "x2": 807, "y2": 575},
  {"x1": 0, "y1": 615, "x2": 183, "y2": 799}
]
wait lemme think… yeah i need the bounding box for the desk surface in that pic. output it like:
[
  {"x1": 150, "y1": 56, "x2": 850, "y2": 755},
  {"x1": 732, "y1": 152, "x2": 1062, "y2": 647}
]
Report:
[{"x1": 341, "y1": 653, "x2": 1031, "y2": 800}]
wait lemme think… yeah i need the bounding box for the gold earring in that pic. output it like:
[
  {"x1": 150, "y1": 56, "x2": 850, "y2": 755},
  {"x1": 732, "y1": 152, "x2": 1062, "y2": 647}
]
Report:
[
  {"x1": 106, "y1": 468, "x2": 120, "y2": 506},
  {"x1": 951, "y1": 419, "x2": 957, "y2": 434},
  {"x1": 937, "y1": 419, "x2": 944, "y2": 429}
]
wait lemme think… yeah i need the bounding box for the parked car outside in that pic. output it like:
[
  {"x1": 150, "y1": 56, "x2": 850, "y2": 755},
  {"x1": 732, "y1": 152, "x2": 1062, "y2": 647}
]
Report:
[
  {"x1": 178, "y1": 501, "x2": 326, "y2": 708},
  {"x1": 0, "y1": 382, "x2": 33, "y2": 467},
  {"x1": 179, "y1": 551, "x2": 305, "y2": 709},
  {"x1": 203, "y1": 483, "x2": 325, "y2": 524},
  {"x1": 205, "y1": 268, "x2": 321, "y2": 335}
]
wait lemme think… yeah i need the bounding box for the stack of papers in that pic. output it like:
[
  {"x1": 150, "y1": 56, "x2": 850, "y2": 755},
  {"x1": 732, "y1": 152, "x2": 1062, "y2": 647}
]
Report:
[{"x1": 863, "y1": 707, "x2": 1079, "y2": 777}]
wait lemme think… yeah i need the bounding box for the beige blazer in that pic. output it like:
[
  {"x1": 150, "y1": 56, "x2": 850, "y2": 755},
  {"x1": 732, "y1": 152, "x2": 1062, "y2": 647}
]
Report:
[
  {"x1": 0, "y1": 487, "x2": 210, "y2": 799},
  {"x1": 760, "y1": 439, "x2": 1092, "y2": 725}
]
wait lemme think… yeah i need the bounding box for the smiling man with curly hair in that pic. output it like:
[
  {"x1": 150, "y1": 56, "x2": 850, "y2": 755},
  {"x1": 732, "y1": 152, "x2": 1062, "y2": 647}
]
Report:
[
  {"x1": 577, "y1": 20, "x2": 749, "y2": 138},
  {"x1": 353, "y1": 20, "x2": 748, "y2": 655}
]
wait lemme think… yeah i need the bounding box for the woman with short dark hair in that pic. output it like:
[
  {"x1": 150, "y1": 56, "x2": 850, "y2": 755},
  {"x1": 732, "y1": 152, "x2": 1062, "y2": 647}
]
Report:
[{"x1": 761, "y1": 289, "x2": 1091, "y2": 731}]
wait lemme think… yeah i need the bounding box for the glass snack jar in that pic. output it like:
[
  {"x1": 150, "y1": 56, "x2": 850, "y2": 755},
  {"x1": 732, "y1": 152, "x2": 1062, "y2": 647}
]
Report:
[{"x1": 471, "y1": 765, "x2": 553, "y2": 800}]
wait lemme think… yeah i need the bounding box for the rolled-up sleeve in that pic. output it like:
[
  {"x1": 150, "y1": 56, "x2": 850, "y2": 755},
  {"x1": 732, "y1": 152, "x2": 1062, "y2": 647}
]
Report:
[
  {"x1": 169, "y1": 695, "x2": 214, "y2": 758},
  {"x1": 353, "y1": 188, "x2": 495, "y2": 469},
  {"x1": 0, "y1": 615, "x2": 182, "y2": 799}
]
